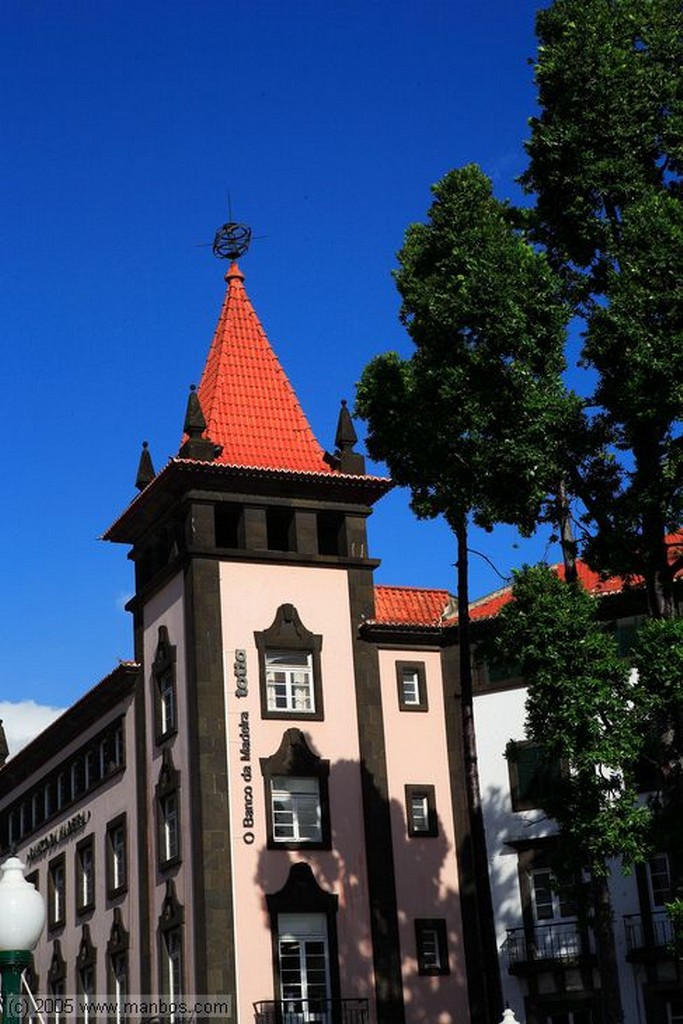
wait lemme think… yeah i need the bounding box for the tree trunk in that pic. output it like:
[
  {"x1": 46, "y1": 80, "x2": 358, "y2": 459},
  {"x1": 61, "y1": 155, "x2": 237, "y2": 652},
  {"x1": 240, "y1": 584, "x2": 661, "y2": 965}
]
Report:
[
  {"x1": 455, "y1": 514, "x2": 503, "y2": 1024},
  {"x1": 590, "y1": 868, "x2": 624, "y2": 1024},
  {"x1": 557, "y1": 477, "x2": 578, "y2": 585}
]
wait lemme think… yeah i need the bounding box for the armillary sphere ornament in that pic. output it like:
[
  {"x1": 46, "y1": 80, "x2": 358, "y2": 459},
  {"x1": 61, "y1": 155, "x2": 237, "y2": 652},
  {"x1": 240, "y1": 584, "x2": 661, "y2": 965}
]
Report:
[{"x1": 212, "y1": 222, "x2": 251, "y2": 260}]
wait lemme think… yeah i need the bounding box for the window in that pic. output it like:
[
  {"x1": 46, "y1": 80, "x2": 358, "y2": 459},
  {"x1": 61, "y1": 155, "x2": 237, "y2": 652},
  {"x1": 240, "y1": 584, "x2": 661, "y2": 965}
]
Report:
[
  {"x1": 530, "y1": 868, "x2": 576, "y2": 922},
  {"x1": 266, "y1": 651, "x2": 315, "y2": 714},
  {"x1": 648, "y1": 853, "x2": 672, "y2": 907},
  {"x1": 152, "y1": 626, "x2": 177, "y2": 744},
  {"x1": 106, "y1": 815, "x2": 127, "y2": 897},
  {"x1": 272, "y1": 777, "x2": 321, "y2": 843},
  {"x1": 158, "y1": 880, "x2": 184, "y2": 1016},
  {"x1": 405, "y1": 785, "x2": 438, "y2": 838},
  {"x1": 76, "y1": 925, "x2": 96, "y2": 1024},
  {"x1": 48, "y1": 855, "x2": 66, "y2": 930},
  {"x1": 508, "y1": 741, "x2": 561, "y2": 811},
  {"x1": 161, "y1": 793, "x2": 180, "y2": 863},
  {"x1": 107, "y1": 908, "x2": 128, "y2": 1024},
  {"x1": 261, "y1": 729, "x2": 330, "y2": 850},
  {"x1": 48, "y1": 941, "x2": 66, "y2": 1024},
  {"x1": 396, "y1": 662, "x2": 428, "y2": 712},
  {"x1": 278, "y1": 914, "x2": 331, "y2": 1018},
  {"x1": 256, "y1": 604, "x2": 324, "y2": 721},
  {"x1": 156, "y1": 752, "x2": 181, "y2": 869},
  {"x1": 415, "y1": 919, "x2": 450, "y2": 976},
  {"x1": 76, "y1": 836, "x2": 95, "y2": 914},
  {"x1": 266, "y1": 864, "x2": 340, "y2": 1021}
]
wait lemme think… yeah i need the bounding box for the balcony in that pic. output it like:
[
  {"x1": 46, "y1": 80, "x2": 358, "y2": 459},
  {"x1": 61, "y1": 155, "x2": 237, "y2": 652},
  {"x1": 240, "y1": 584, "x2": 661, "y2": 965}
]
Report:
[
  {"x1": 624, "y1": 911, "x2": 675, "y2": 961},
  {"x1": 253, "y1": 999, "x2": 369, "y2": 1024},
  {"x1": 503, "y1": 922, "x2": 595, "y2": 974}
]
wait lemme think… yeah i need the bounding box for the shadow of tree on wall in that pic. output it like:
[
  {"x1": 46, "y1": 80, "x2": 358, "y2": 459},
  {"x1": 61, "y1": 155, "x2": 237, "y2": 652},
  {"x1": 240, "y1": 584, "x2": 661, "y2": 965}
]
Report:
[{"x1": 253, "y1": 750, "x2": 469, "y2": 1024}]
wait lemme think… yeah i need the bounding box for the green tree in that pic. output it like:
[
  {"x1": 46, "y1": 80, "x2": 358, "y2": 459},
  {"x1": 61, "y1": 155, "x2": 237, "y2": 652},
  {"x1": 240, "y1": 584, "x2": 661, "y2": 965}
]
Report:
[
  {"x1": 521, "y1": 0, "x2": 683, "y2": 616},
  {"x1": 493, "y1": 566, "x2": 650, "y2": 1024},
  {"x1": 356, "y1": 164, "x2": 579, "y2": 1024}
]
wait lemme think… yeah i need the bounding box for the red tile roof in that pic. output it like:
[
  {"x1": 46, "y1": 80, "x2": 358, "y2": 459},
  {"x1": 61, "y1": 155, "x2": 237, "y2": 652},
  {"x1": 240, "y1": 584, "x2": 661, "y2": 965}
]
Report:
[
  {"x1": 371, "y1": 533, "x2": 683, "y2": 628},
  {"x1": 192, "y1": 262, "x2": 334, "y2": 474},
  {"x1": 372, "y1": 585, "x2": 454, "y2": 626}
]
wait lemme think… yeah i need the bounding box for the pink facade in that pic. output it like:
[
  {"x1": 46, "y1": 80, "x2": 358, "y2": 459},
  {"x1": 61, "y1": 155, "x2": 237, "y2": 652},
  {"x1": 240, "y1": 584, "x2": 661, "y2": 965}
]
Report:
[{"x1": 0, "y1": 245, "x2": 478, "y2": 1024}]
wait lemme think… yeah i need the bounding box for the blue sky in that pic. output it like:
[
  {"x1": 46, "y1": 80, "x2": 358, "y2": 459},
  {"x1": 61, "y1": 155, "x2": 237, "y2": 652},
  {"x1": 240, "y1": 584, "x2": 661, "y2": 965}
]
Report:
[{"x1": 2, "y1": 0, "x2": 554, "y2": 731}]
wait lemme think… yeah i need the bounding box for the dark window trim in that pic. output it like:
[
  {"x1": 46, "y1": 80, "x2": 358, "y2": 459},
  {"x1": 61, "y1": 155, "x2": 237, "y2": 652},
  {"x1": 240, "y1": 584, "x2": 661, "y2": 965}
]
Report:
[
  {"x1": 405, "y1": 784, "x2": 438, "y2": 838},
  {"x1": 157, "y1": 881, "x2": 184, "y2": 1002},
  {"x1": 255, "y1": 604, "x2": 324, "y2": 721},
  {"x1": 396, "y1": 661, "x2": 428, "y2": 712},
  {"x1": 152, "y1": 626, "x2": 178, "y2": 746},
  {"x1": 106, "y1": 813, "x2": 128, "y2": 899},
  {"x1": 260, "y1": 729, "x2": 331, "y2": 850},
  {"x1": 48, "y1": 853, "x2": 66, "y2": 932},
  {"x1": 415, "y1": 918, "x2": 450, "y2": 976},
  {"x1": 266, "y1": 863, "x2": 341, "y2": 1008},
  {"x1": 156, "y1": 751, "x2": 181, "y2": 870},
  {"x1": 75, "y1": 833, "x2": 96, "y2": 916}
]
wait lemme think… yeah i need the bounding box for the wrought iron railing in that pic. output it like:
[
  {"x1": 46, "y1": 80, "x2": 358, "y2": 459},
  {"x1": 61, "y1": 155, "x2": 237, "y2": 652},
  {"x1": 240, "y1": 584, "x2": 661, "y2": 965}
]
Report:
[
  {"x1": 624, "y1": 910, "x2": 675, "y2": 952},
  {"x1": 253, "y1": 999, "x2": 369, "y2": 1024},
  {"x1": 503, "y1": 922, "x2": 589, "y2": 965}
]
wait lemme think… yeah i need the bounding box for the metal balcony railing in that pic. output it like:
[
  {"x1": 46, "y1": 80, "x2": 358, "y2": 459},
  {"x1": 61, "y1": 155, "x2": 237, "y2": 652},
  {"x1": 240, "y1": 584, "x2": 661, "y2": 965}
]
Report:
[
  {"x1": 624, "y1": 910, "x2": 675, "y2": 952},
  {"x1": 253, "y1": 999, "x2": 369, "y2": 1024},
  {"x1": 503, "y1": 922, "x2": 589, "y2": 966}
]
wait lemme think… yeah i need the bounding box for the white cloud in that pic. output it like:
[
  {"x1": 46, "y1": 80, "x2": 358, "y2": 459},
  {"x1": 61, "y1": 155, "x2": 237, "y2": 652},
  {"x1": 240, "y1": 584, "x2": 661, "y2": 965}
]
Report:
[{"x1": 0, "y1": 701, "x2": 66, "y2": 758}]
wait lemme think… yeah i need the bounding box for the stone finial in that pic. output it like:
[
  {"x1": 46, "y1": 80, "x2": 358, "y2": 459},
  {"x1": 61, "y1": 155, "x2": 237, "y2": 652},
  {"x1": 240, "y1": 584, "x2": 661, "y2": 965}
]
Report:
[
  {"x1": 0, "y1": 719, "x2": 8, "y2": 767},
  {"x1": 334, "y1": 400, "x2": 365, "y2": 475},
  {"x1": 135, "y1": 441, "x2": 156, "y2": 491},
  {"x1": 500, "y1": 1007, "x2": 523, "y2": 1024},
  {"x1": 178, "y1": 386, "x2": 222, "y2": 461}
]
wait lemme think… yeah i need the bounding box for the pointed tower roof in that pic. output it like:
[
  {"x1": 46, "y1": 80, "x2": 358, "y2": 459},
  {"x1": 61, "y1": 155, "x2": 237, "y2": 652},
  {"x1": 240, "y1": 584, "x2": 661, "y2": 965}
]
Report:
[{"x1": 190, "y1": 262, "x2": 333, "y2": 475}]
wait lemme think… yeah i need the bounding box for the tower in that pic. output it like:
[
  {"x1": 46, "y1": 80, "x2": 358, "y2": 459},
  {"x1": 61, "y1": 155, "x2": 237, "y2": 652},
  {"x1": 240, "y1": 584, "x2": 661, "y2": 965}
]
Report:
[{"x1": 103, "y1": 228, "x2": 407, "y2": 1022}]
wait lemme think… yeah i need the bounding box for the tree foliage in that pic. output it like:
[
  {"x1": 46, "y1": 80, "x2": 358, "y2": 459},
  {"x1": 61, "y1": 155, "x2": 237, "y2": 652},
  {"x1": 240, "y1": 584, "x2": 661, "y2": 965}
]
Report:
[
  {"x1": 522, "y1": 0, "x2": 683, "y2": 614},
  {"x1": 494, "y1": 566, "x2": 651, "y2": 870},
  {"x1": 356, "y1": 164, "x2": 579, "y2": 534}
]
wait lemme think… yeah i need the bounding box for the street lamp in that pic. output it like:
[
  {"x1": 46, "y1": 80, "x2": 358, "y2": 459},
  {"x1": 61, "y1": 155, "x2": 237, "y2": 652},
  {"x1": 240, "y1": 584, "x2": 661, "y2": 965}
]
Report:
[{"x1": 0, "y1": 856, "x2": 46, "y2": 1024}]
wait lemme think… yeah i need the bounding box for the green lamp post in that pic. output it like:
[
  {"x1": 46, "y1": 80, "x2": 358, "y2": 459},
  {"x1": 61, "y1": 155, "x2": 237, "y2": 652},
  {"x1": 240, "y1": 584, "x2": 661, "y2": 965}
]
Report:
[{"x1": 0, "y1": 856, "x2": 46, "y2": 1024}]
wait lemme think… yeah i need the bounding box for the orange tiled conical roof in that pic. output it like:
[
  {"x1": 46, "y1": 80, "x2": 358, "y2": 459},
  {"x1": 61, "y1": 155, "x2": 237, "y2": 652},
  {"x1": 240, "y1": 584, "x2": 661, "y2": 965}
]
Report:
[{"x1": 192, "y1": 262, "x2": 334, "y2": 474}]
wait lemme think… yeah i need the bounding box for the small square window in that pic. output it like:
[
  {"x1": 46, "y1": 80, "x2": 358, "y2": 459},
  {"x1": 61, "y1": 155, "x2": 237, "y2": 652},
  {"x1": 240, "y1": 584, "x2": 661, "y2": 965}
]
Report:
[
  {"x1": 415, "y1": 918, "x2": 450, "y2": 975},
  {"x1": 405, "y1": 785, "x2": 438, "y2": 838},
  {"x1": 396, "y1": 662, "x2": 428, "y2": 712}
]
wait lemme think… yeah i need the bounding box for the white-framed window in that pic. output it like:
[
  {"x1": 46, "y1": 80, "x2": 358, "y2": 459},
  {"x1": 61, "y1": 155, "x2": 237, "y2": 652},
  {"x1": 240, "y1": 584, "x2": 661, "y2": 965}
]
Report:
[
  {"x1": 405, "y1": 784, "x2": 438, "y2": 837},
  {"x1": 402, "y1": 669, "x2": 420, "y2": 705},
  {"x1": 648, "y1": 852, "x2": 672, "y2": 907},
  {"x1": 272, "y1": 777, "x2": 321, "y2": 843},
  {"x1": 278, "y1": 913, "x2": 331, "y2": 1018},
  {"x1": 396, "y1": 662, "x2": 428, "y2": 711},
  {"x1": 530, "y1": 868, "x2": 576, "y2": 922},
  {"x1": 266, "y1": 651, "x2": 315, "y2": 714}
]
